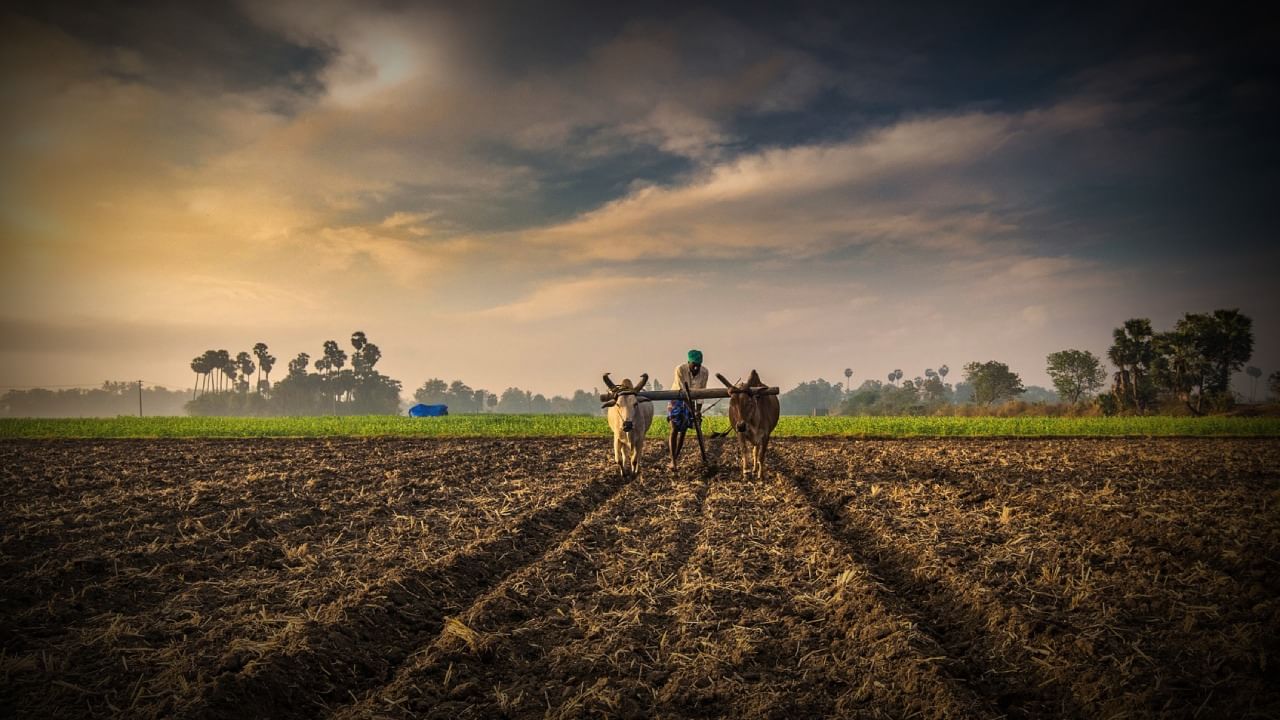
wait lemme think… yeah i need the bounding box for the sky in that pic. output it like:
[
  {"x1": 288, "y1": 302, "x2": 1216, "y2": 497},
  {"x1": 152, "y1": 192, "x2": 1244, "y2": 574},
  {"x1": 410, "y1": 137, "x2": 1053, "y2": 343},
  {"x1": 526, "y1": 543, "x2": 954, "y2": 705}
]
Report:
[{"x1": 2, "y1": 1, "x2": 1277, "y2": 398}]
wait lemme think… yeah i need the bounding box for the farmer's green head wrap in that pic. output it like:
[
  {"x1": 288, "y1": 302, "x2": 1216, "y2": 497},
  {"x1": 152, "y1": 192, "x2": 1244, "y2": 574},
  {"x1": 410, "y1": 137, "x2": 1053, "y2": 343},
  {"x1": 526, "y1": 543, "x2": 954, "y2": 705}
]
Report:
[{"x1": 687, "y1": 349, "x2": 703, "y2": 364}]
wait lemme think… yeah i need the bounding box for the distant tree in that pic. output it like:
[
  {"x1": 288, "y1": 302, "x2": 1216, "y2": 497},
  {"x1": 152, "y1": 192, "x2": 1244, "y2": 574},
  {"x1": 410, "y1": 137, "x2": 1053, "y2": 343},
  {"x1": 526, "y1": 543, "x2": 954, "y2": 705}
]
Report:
[
  {"x1": 1246, "y1": 366, "x2": 1263, "y2": 402},
  {"x1": 530, "y1": 393, "x2": 551, "y2": 413},
  {"x1": 1271, "y1": 371, "x2": 1280, "y2": 401},
  {"x1": 1108, "y1": 319, "x2": 1157, "y2": 412},
  {"x1": 190, "y1": 355, "x2": 208, "y2": 400},
  {"x1": 288, "y1": 353, "x2": 310, "y2": 378},
  {"x1": 253, "y1": 343, "x2": 268, "y2": 390},
  {"x1": 321, "y1": 340, "x2": 347, "y2": 377},
  {"x1": 844, "y1": 368, "x2": 853, "y2": 393},
  {"x1": 235, "y1": 351, "x2": 256, "y2": 394},
  {"x1": 1204, "y1": 309, "x2": 1253, "y2": 393},
  {"x1": 938, "y1": 365, "x2": 949, "y2": 383},
  {"x1": 351, "y1": 332, "x2": 377, "y2": 375},
  {"x1": 351, "y1": 341, "x2": 381, "y2": 378},
  {"x1": 1153, "y1": 309, "x2": 1253, "y2": 415},
  {"x1": 963, "y1": 361, "x2": 1025, "y2": 406},
  {"x1": 1021, "y1": 386, "x2": 1061, "y2": 404},
  {"x1": 414, "y1": 379, "x2": 449, "y2": 405},
  {"x1": 569, "y1": 389, "x2": 599, "y2": 414},
  {"x1": 498, "y1": 387, "x2": 532, "y2": 413},
  {"x1": 780, "y1": 379, "x2": 845, "y2": 415},
  {"x1": 920, "y1": 373, "x2": 948, "y2": 404},
  {"x1": 256, "y1": 344, "x2": 276, "y2": 396},
  {"x1": 447, "y1": 380, "x2": 478, "y2": 412},
  {"x1": 216, "y1": 350, "x2": 234, "y2": 393},
  {"x1": 1045, "y1": 349, "x2": 1107, "y2": 404}
]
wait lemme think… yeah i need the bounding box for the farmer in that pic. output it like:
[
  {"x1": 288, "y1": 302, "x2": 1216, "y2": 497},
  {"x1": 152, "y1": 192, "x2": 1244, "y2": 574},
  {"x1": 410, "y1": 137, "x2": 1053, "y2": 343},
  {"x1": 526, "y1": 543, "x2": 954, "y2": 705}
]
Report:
[{"x1": 668, "y1": 349, "x2": 709, "y2": 470}]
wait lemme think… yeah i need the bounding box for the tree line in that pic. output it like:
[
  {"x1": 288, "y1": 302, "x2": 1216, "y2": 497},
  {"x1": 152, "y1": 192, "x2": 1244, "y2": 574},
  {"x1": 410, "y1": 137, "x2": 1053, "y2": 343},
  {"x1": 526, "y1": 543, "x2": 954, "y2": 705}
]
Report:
[
  {"x1": 3, "y1": 308, "x2": 1274, "y2": 418},
  {"x1": 786, "y1": 307, "x2": 1269, "y2": 417},
  {"x1": 779, "y1": 364, "x2": 1060, "y2": 416},
  {"x1": 411, "y1": 380, "x2": 609, "y2": 414},
  {"x1": 0, "y1": 382, "x2": 190, "y2": 418},
  {"x1": 186, "y1": 331, "x2": 402, "y2": 416}
]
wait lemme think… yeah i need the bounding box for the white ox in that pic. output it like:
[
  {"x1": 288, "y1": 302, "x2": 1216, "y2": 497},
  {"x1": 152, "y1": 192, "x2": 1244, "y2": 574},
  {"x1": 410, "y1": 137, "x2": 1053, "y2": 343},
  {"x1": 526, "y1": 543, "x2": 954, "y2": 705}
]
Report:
[{"x1": 602, "y1": 373, "x2": 654, "y2": 479}]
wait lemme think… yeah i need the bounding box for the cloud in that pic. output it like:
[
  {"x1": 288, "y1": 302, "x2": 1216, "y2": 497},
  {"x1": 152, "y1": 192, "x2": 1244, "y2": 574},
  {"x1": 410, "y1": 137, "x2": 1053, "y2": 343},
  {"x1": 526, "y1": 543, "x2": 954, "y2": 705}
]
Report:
[
  {"x1": 512, "y1": 106, "x2": 1093, "y2": 262},
  {"x1": 1021, "y1": 304, "x2": 1049, "y2": 327},
  {"x1": 473, "y1": 275, "x2": 673, "y2": 322}
]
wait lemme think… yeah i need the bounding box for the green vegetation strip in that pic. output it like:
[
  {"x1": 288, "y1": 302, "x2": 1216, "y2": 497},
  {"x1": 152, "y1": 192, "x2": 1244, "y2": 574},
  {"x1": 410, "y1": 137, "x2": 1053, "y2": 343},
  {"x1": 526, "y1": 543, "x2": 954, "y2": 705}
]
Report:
[{"x1": 3, "y1": 415, "x2": 1280, "y2": 439}]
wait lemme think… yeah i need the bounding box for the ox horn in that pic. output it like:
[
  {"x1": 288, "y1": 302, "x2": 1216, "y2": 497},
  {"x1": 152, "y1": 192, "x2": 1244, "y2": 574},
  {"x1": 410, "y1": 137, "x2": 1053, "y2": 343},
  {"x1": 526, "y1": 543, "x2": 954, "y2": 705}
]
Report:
[
  {"x1": 715, "y1": 373, "x2": 735, "y2": 389},
  {"x1": 635, "y1": 373, "x2": 648, "y2": 391},
  {"x1": 602, "y1": 373, "x2": 618, "y2": 392}
]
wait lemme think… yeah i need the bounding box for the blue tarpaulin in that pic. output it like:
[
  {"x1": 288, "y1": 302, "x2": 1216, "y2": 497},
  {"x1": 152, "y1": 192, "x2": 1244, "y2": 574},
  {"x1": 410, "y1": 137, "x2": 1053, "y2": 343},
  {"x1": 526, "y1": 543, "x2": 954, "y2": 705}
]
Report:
[{"x1": 408, "y1": 403, "x2": 448, "y2": 417}]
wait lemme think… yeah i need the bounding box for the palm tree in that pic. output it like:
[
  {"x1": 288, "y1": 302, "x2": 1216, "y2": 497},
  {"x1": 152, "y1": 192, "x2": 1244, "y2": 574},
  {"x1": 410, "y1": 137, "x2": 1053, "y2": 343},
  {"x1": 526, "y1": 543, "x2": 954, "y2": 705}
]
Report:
[
  {"x1": 236, "y1": 352, "x2": 255, "y2": 393},
  {"x1": 844, "y1": 368, "x2": 853, "y2": 393},
  {"x1": 190, "y1": 356, "x2": 204, "y2": 400},
  {"x1": 893, "y1": 369, "x2": 903, "y2": 386},
  {"x1": 219, "y1": 351, "x2": 236, "y2": 393},
  {"x1": 887, "y1": 371, "x2": 895, "y2": 385},
  {"x1": 259, "y1": 351, "x2": 276, "y2": 395},
  {"x1": 253, "y1": 343, "x2": 269, "y2": 390},
  {"x1": 939, "y1": 365, "x2": 949, "y2": 383},
  {"x1": 1108, "y1": 319, "x2": 1155, "y2": 411},
  {"x1": 1246, "y1": 366, "x2": 1263, "y2": 402}
]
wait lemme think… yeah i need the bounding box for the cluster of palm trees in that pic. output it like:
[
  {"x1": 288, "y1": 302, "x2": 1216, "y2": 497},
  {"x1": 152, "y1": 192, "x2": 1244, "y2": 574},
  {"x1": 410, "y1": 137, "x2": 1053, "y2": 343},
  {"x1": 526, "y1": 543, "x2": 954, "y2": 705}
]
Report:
[
  {"x1": 1107, "y1": 310, "x2": 1254, "y2": 415},
  {"x1": 882, "y1": 365, "x2": 948, "y2": 388},
  {"x1": 189, "y1": 344, "x2": 277, "y2": 400}
]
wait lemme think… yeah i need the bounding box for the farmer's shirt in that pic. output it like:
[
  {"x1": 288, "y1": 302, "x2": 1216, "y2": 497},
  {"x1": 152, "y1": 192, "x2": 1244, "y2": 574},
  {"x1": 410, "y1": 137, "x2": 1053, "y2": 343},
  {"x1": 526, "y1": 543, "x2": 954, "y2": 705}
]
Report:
[{"x1": 672, "y1": 362, "x2": 709, "y2": 393}]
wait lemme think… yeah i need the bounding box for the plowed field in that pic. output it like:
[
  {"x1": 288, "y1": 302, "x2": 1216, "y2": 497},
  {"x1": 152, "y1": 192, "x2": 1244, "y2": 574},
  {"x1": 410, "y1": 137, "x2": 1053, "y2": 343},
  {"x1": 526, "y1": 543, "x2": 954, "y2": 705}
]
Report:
[{"x1": 2, "y1": 438, "x2": 1278, "y2": 718}]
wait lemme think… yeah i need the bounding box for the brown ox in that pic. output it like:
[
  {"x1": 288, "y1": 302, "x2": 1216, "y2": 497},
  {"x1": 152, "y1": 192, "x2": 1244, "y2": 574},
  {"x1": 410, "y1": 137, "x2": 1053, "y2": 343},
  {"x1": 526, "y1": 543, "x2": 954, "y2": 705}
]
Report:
[
  {"x1": 602, "y1": 373, "x2": 653, "y2": 479},
  {"x1": 716, "y1": 370, "x2": 780, "y2": 480}
]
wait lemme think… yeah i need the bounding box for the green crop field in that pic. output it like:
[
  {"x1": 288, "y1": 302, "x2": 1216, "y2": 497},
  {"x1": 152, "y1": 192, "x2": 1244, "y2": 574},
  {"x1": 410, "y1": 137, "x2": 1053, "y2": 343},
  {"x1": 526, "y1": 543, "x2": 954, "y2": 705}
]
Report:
[{"x1": 3, "y1": 415, "x2": 1279, "y2": 439}]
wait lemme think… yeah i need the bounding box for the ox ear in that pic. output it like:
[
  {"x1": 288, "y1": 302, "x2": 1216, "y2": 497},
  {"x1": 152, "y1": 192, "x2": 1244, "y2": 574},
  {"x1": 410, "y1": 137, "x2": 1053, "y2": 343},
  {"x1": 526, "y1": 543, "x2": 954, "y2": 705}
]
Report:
[
  {"x1": 715, "y1": 373, "x2": 735, "y2": 389},
  {"x1": 635, "y1": 373, "x2": 648, "y2": 391},
  {"x1": 601, "y1": 399, "x2": 617, "y2": 409},
  {"x1": 602, "y1": 373, "x2": 618, "y2": 392}
]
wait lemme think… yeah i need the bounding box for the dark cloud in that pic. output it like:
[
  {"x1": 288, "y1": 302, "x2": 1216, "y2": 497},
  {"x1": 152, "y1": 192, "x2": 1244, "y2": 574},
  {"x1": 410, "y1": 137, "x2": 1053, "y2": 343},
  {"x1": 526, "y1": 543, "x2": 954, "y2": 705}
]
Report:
[{"x1": 7, "y1": 1, "x2": 329, "y2": 95}]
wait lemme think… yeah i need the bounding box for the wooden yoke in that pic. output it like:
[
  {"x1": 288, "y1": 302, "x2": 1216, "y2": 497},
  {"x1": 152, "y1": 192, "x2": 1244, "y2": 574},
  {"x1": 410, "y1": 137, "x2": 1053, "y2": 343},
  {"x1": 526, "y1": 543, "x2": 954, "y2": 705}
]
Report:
[{"x1": 597, "y1": 387, "x2": 779, "y2": 402}]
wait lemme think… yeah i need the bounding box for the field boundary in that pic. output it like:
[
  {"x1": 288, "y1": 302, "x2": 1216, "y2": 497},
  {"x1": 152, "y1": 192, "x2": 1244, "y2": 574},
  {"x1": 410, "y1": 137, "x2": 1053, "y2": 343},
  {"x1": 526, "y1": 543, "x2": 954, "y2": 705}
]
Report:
[{"x1": 5, "y1": 415, "x2": 1280, "y2": 439}]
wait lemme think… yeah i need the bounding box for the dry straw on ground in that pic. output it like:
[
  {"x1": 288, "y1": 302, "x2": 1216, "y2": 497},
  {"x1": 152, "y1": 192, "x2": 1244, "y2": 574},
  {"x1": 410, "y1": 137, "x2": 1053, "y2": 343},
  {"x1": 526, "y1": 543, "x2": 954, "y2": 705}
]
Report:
[{"x1": 1, "y1": 437, "x2": 1278, "y2": 718}]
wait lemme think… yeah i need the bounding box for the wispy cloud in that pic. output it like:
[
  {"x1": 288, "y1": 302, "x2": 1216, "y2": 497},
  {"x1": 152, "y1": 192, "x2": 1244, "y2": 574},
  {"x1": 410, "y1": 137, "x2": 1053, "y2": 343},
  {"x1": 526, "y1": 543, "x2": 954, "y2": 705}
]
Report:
[{"x1": 473, "y1": 275, "x2": 675, "y2": 322}]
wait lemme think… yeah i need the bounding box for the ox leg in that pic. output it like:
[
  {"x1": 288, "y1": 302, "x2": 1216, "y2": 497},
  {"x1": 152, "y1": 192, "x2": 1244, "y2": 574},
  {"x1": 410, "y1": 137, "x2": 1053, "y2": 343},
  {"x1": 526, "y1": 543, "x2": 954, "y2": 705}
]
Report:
[
  {"x1": 631, "y1": 439, "x2": 642, "y2": 478},
  {"x1": 738, "y1": 434, "x2": 749, "y2": 479},
  {"x1": 757, "y1": 434, "x2": 770, "y2": 480},
  {"x1": 614, "y1": 436, "x2": 628, "y2": 479}
]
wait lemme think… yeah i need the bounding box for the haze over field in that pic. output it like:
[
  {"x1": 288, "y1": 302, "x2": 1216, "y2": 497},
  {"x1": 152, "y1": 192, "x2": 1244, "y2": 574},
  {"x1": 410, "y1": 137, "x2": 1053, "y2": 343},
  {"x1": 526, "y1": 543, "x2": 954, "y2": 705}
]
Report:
[{"x1": 2, "y1": 2, "x2": 1276, "y2": 397}]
